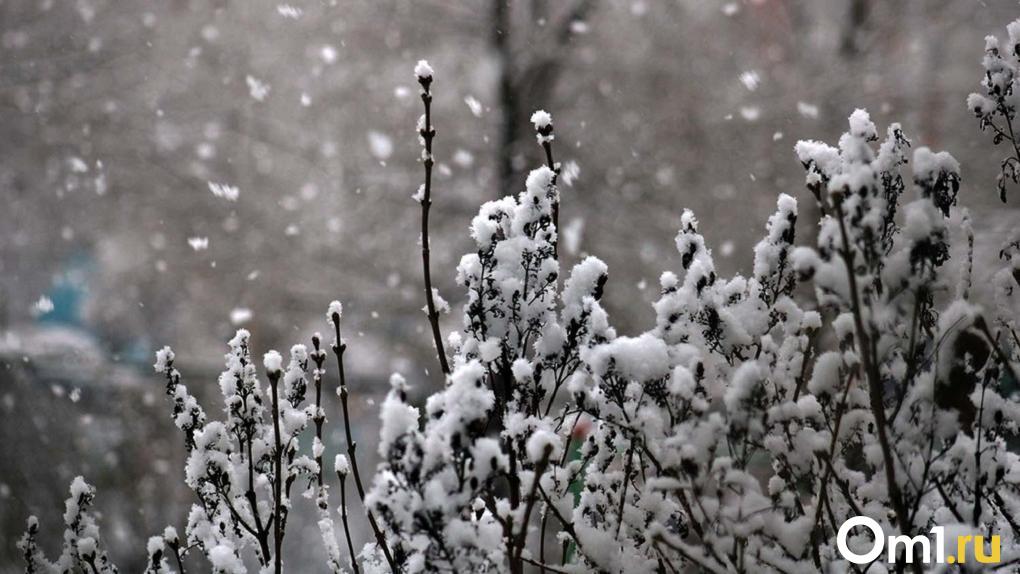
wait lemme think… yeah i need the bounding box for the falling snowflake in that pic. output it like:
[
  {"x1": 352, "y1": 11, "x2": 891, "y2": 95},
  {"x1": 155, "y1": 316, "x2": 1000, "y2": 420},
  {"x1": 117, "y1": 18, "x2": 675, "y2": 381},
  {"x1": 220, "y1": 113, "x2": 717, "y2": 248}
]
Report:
[
  {"x1": 320, "y1": 45, "x2": 337, "y2": 64},
  {"x1": 739, "y1": 70, "x2": 760, "y2": 91},
  {"x1": 230, "y1": 307, "x2": 253, "y2": 325},
  {"x1": 561, "y1": 160, "x2": 580, "y2": 187},
  {"x1": 464, "y1": 96, "x2": 483, "y2": 117},
  {"x1": 797, "y1": 101, "x2": 819, "y2": 119},
  {"x1": 246, "y1": 75, "x2": 270, "y2": 102},
  {"x1": 187, "y1": 237, "x2": 209, "y2": 251},
  {"x1": 208, "y1": 181, "x2": 239, "y2": 201},
  {"x1": 740, "y1": 106, "x2": 760, "y2": 122},
  {"x1": 276, "y1": 4, "x2": 302, "y2": 18},
  {"x1": 32, "y1": 295, "x2": 54, "y2": 316},
  {"x1": 367, "y1": 131, "x2": 393, "y2": 160}
]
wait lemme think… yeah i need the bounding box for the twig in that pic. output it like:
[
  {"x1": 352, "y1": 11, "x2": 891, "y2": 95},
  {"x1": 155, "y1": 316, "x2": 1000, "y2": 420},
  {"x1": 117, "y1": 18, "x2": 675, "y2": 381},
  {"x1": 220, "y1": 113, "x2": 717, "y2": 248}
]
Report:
[
  {"x1": 337, "y1": 468, "x2": 360, "y2": 574},
  {"x1": 330, "y1": 311, "x2": 399, "y2": 573},
  {"x1": 311, "y1": 335, "x2": 327, "y2": 488},
  {"x1": 535, "y1": 114, "x2": 560, "y2": 260},
  {"x1": 415, "y1": 62, "x2": 451, "y2": 376},
  {"x1": 268, "y1": 368, "x2": 284, "y2": 574},
  {"x1": 513, "y1": 446, "x2": 553, "y2": 565}
]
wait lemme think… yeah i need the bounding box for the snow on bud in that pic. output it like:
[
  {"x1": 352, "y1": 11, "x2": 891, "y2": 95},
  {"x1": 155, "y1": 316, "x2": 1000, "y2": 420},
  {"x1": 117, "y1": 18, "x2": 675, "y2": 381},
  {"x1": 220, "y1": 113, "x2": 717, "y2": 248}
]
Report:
[
  {"x1": 153, "y1": 346, "x2": 175, "y2": 372},
  {"x1": 76, "y1": 537, "x2": 97, "y2": 557},
  {"x1": 289, "y1": 343, "x2": 308, "y2": 364},
  {"x1": 414, "y1": 59, "x2": 434, "y2": 81},
  {"x1": 146, "y1": 535, "x2": 165, "y2": 557},
  {"x1": 163, "y1": 526, "x2": 179, "y2": 545},
  {"x1": 525, "y1": 165, "x2": 556, "y2": 195},
  {"x1": 207, "y1": 544, "x2": 245, "y2": 574},
  {"x1": 327, "y1": 300, "x2": 343, "y2": 324},
  {"x1": 967, "y1": 93, "x2": 995, "y2": 117},
  {"x1": 263, "y1": 350, "x2": 283, "y2": 374},
  {"x1": 791, "y1": 246, "x2": 819, "y2": 281},
  {"x1": 530, "y1": 109, "x2": 553, "y2": 131},
  {"x1": 511, "y1": 358, "x2": 534, "y2": 383},
  {"x1": 531, "y1": 110, "x2": 554, "y2": 144},
  {"x1": 526, "y1": 429, "x2": 562, "y2": 463},
  {"x1": 335, "y1": 454, "x2": 350, "y2": 476},
  {"x1": 847, "y1": 108, "x2": 877, "y2": 141}
]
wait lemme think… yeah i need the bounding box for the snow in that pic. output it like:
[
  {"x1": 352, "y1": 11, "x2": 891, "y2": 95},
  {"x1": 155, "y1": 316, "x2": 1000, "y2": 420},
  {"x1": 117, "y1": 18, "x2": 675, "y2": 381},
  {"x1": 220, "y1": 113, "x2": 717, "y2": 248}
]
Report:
[
  {"x1": 848, "y1": 108, "x2": 877, "y2": 140},
  {"x1": 377, "y1": 374, "x2": 420, "y2": 457},
  {"x1": 464, "y1": 95, "x2": 483, "y2": 117},
  {"x1": 739, "y1": 70, "x2": 760, "y2": 91},
  {"x1": 335, "y1": 454, "x2": 350, "y2": 476},
  {"x1": 76, "y1": 537, "x2": 97, "y2": 556},
  {"x1": 320, "y1": 45, "x2": 338, "y2": 64},
  {"x1": 229, "y1": 307, "x2": 252, "y2": 325},
  {"x1": 276, "y1": 4, "x2": 302, "y2": 18},
  {"x1": 162, "y1": 526, "x2": 178, "y2": 544},
  {"x1": 327, "y1": 300, "x2": 343, "y2": 322},
  {"x1": 796, "y1": 101, "x2": 819, "y2": 119},
  {"x1": 367, "y1": 131, "x2": 393, "y2": 160},
  {"x1": 530, "y1": 110, "x2": 552, "y2": 130},
  {"x1": 562, "y1": 217, "x2": 584, "y2": 255},
  {"x1": 207, "y1": 181, "x2": 239, "y2": 201},
  {"x1": 245, "y1": 75, "x2": 270, "y2": 101},
  {"x1": 560, "y1": 159, "x2": 580, "y2": 186},
  {"x1": 526, "y1": 429, "x2": 562, "y2": 463},
  {"x1": 263, "y1": 350, "x2": 283, "y2": 374},
  {"x1": 146, "y1": 536, "x2": 163, "y2": 556},
  {"x1": 583, "y1": 333, "x2": 670, "y2": 381},
  {"x1": 414, "y1": 59, "x2": 433, "y2": 80},
  {"x1": 207, "y1": 545, "x2": 245, "y2": 574},
  {"x1": 187, "y1": 236, "x2": 209, "y2": 251},
  {"x1": 153, "y1": 346, "x2": 175, "y2": 372},
  {"x1": 32, "y1": 295, "x2": 54, "y2": 316},
  {"x1": 912, "y1": 146, "x2": 960, "y2": 182}
]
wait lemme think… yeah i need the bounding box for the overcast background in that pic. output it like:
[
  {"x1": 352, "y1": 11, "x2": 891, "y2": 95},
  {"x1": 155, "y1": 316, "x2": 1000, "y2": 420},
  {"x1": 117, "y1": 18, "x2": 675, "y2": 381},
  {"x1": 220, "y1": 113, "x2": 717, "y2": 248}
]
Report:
[{"x1": 2, "y1": 0, "x2": 1019, "y2": 571}]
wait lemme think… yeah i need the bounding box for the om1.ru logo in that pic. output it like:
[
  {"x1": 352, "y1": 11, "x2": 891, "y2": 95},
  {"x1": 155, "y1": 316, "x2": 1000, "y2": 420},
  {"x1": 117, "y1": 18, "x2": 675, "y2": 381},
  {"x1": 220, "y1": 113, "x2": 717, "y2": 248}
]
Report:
[{"x1": 837, "y1": 516, "x2": 1000, "y2": 565}]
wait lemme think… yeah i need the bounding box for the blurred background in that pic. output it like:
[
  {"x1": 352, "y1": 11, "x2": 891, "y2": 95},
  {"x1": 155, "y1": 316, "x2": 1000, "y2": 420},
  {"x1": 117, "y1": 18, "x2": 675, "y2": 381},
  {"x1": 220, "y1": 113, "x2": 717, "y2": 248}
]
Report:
[{"x1": 2, "y1": 0, "x2": 1019, "y2": 570}]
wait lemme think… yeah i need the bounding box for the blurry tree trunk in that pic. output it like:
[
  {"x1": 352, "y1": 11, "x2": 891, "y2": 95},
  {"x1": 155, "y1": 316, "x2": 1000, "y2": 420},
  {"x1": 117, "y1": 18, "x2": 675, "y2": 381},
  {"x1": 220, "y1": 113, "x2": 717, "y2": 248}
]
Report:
[
  {"x1": 491, "y1": 0, "x2": 594, "y2": 198},
  {"x1": 493, "y1": 0, "x2": 518, "y2": 200},
  {"x1": 919, "y1": 0, "x2": 950, "y2": 145},
  {"x1": 840, "y1": 0, "x2": 870, "y2": 57}
]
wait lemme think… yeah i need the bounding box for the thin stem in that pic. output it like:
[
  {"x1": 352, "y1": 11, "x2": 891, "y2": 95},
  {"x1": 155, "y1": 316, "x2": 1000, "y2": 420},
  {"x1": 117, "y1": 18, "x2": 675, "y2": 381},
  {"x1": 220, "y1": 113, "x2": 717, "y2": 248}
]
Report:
[
  {"x1": 615, "y1": 443, "x2": 635, "y2": 539},
  {"x1": 269, "y1": 371, "x2": 284, "y2": 574},
  {"x1": 312, "y1": 335, "x2": 327, "y2": 488},
  {"x1": 513, "y1": 446, "x2": 553, "y2": 565},
  {"x1": 170, "y1": 544, "x2": 186, "y2": 574},
  {"x1": 331, "y1": 315, "x2": 399, "y2": 573},
  {"x1": 535, "y1": 117, "x2": 560, "y2": 261},
  {"x1": 538, "y1": 485, "x2": 587, "y2": 559},
  {"x1": 417, "y1": 74, "x2": 451, "y2": 376},
  {"x1": 337, "y1": 470, "x2": 360, "y2": 574}
]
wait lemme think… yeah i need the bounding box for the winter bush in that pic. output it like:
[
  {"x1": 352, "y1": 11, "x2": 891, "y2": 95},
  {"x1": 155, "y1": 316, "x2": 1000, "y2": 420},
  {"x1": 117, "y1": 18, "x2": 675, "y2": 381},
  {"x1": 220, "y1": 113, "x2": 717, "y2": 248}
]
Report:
[{"x1": 17, "y1": 20, "x2": 1020, "y2": 574}]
